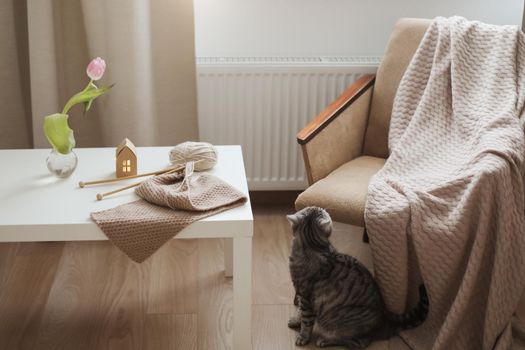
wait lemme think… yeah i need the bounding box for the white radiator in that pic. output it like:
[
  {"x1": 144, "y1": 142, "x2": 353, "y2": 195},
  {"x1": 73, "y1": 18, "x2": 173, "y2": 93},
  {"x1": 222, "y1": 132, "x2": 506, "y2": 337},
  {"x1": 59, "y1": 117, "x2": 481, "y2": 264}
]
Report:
[{"x1": 196, "y1": 57, "x2": 380, "y2": 190}]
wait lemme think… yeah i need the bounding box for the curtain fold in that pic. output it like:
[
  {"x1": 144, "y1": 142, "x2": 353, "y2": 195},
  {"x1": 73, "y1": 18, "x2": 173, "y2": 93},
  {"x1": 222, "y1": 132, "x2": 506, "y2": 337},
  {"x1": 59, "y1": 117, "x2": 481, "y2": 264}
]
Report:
[
  {"x1": 0, "y1": 0, "x2": 33, "y2": 149},
  {"x1": 1, "y1": 0, "x2": 198, "y2": 150}
]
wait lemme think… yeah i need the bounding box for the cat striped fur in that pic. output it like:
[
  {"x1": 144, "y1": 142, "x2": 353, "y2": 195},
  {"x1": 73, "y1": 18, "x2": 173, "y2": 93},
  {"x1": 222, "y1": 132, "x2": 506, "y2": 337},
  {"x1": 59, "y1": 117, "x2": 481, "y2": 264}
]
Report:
[{"x1": 287, "y1": 207, "x2": 428, "y2": 348}]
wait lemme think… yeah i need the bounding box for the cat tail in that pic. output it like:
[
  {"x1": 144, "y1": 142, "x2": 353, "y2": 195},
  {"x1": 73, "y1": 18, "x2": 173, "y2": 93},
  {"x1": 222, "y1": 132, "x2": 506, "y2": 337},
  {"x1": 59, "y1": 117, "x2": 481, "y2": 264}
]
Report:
[{"x1": 386, "y1": 284, "x2": 429, "y2": 331}]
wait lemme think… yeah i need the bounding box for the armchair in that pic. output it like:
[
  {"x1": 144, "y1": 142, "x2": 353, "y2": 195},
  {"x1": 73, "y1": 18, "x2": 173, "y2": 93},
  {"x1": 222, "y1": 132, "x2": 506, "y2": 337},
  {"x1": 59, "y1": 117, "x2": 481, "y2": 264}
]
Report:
[
  {"x1": 295, "y1": 16, "x2": 525, "y2": 322},
  {"x1": 295, "y1": 18, "x2": 431, "y2": 228}
]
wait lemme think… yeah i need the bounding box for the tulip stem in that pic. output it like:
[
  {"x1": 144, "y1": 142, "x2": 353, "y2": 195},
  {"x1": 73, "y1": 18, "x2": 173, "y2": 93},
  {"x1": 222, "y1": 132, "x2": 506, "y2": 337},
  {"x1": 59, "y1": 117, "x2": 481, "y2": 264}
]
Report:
[{"x1": 61, "y1": 79, "x2": 110, "y2": 115}]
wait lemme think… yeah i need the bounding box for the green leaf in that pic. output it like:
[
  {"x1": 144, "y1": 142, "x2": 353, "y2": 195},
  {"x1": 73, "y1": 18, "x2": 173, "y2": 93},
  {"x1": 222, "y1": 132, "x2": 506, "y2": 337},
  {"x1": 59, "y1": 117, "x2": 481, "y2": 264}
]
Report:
[
  {"x1": 62, "y1": 83, "x2": 114, "y2": 115},
  {"x1": 82, "y1": 82, "x2": 97, "y2": 114},
  {"x1": 83, "y1": 99, "x2": 94, "y2": 114},
  {"x1": 43, "y1": 113, "x2": 75, "y2": 154},
  {"x1": 82, "y1": 80, "x2": 98, "y2": 115}
]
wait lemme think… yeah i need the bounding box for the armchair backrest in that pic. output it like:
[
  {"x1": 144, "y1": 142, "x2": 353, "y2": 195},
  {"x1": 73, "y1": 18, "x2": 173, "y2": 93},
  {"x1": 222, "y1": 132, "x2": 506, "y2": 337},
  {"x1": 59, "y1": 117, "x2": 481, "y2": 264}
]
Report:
[{"x1": 362, "y1": 18, "x2": 431, "y2": 158}]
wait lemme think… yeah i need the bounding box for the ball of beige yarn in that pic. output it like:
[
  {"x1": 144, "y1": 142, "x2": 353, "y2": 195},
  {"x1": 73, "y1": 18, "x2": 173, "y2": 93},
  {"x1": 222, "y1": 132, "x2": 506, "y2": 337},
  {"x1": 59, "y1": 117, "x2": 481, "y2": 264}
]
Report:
[{"x1": 169, "y1": 141, "x2": 218, "y2": 171}]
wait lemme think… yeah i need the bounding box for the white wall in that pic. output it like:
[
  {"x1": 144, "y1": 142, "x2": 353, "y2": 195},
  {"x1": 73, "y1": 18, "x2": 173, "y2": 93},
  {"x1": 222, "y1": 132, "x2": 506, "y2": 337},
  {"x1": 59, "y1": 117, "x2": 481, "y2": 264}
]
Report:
[{"x1": 194, "y1": 0, "x2": 523, "y2": 57}]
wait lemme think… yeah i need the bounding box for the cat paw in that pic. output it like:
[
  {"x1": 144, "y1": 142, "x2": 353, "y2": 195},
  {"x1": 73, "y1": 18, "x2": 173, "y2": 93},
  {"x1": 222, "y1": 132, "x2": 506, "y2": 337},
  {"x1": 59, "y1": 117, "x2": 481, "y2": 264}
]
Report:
[
  {"x1": 295, "y1": 335, "x2": 310, "y2": 346},
  {"x1": 287, "y1": 317, "x2": 300, "y2": 330},
  {"x1": 315, "y1": 338, "x2": 331, "y2": 348},
  {"x1": 349, "y1": 338, "x2": 371, "y2": 349}
]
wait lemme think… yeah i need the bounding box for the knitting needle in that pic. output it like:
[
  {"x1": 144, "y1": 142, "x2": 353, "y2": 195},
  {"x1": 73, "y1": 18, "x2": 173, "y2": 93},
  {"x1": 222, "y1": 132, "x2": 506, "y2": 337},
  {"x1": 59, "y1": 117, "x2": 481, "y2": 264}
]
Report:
[
  {"x1": 96, "y1": 166, "x2": 183, "y2": 201},
  {"x1": 81, "y1": 159, "x2": 205, "y2": 188},
  {"x1": 79, "y1": 166, "x2": 176, "y2": 188}
]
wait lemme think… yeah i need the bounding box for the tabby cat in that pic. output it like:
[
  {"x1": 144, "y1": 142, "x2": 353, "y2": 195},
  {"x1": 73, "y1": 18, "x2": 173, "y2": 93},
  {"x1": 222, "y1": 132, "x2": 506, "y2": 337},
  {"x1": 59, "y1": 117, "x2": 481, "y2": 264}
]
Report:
[{"x1": 287, "y1": 207, "x2": 428, "y2": 348}]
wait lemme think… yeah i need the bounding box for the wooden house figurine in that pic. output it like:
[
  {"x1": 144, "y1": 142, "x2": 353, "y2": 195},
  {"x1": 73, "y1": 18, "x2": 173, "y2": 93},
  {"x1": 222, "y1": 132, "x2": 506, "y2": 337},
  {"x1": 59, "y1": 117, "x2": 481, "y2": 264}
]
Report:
[{"x1": 116, "y1": 138, "x2": 137, "y2": 178}]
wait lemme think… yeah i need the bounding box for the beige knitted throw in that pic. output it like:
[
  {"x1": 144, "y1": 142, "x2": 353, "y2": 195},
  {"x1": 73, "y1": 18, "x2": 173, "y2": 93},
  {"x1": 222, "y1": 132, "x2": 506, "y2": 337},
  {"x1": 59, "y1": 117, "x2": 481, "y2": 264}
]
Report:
[
  {"x1": 365, "y1": 17, "x2": 525, "y2": 350},
  {"x1": 91, "y1": 171, "x2": 247, "y2": 263}
]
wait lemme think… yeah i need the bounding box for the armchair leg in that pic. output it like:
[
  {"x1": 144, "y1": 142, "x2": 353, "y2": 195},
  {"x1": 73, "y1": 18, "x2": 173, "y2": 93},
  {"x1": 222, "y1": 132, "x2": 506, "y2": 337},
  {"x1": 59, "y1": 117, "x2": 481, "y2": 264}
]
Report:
[{"x1": 362, "y1": 229, "x2": 369, "y2": 243}]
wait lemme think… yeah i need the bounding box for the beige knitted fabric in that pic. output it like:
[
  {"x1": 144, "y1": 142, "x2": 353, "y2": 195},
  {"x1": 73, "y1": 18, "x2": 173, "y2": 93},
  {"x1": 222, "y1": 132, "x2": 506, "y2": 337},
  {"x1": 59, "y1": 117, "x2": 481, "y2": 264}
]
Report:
[
  {"x1": 91, "y1": 172, "x2": 247, "y2": 263},
  {"x1": 365, "y1": 17, "x2": 525, "y2": 350}
]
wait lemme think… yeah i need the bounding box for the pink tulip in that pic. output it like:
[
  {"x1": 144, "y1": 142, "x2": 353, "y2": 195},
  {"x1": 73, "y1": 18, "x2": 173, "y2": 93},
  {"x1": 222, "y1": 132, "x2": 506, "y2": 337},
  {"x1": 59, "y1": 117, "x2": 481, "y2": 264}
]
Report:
[{"x1": 86, "y1": 57, "x2": 106, "y2": 81}]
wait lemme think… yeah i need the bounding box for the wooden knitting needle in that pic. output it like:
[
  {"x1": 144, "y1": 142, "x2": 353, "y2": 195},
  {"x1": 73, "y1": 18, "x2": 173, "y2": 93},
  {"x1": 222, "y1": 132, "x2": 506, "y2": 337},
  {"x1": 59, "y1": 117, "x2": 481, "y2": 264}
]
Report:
[
  {"x1": 79, "y1": 166, "x2": 176, "y2": 188},
  {"x1": 96, "y1": 166, "x2": 183, "y2": 201}
]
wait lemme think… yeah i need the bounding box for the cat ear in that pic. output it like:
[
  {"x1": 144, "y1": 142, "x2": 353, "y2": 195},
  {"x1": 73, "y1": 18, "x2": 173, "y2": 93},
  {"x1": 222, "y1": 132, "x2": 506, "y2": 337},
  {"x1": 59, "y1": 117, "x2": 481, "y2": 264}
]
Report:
[
  {"x1": 318, "y1": 218, "x2": 332, "y2": 236},
  {"x1": 286, "y1": 214, "x2": 299, "y2": 227}
]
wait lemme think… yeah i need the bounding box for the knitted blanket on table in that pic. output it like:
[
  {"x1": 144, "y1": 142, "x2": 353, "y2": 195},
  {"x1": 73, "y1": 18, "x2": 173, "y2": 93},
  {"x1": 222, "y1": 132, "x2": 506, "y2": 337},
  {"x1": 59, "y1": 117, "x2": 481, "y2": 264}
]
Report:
[
  {"x1": 365, "y1": 17, "x2": 525, "y2": 350},
  {"x1": 91, "y1": 171, "x2": 247, "y2": 263}
]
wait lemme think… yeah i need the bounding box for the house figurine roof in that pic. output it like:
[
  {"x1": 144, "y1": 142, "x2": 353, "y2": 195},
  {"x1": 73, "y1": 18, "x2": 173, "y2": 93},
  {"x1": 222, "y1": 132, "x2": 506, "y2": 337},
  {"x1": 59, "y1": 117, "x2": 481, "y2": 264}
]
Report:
[{"x1": 116, "y1": 138, "x2": 137, "y2": 156}]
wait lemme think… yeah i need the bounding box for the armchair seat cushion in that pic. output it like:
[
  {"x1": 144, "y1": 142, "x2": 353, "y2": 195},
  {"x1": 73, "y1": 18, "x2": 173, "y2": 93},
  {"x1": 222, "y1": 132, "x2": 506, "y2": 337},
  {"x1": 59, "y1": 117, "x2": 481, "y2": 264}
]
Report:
[{"x1": 295, "y1": 156, "x2": 386, "y2": 227}]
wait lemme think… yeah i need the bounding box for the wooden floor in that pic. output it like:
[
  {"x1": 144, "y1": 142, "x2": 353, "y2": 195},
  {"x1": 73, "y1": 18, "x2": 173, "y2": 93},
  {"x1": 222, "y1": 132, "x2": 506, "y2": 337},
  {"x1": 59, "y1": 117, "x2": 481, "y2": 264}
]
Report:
[{"x1": 0, "y1": 204, "x2": 409, "y2": 350}]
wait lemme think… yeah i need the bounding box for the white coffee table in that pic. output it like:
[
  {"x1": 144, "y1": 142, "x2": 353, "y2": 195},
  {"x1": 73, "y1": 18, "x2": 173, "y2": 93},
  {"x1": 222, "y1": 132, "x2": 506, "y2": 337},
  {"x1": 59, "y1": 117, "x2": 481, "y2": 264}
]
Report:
[{"x1": 0, "y1": 145, "x2": 253, "y2": 350}]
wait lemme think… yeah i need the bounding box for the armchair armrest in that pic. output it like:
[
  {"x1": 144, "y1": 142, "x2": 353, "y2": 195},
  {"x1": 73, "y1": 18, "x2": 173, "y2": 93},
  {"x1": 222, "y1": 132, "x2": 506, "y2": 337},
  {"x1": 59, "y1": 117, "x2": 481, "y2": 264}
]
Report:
[{"x1": 297, "y1": 74, "x2": 375, "y2": 184}]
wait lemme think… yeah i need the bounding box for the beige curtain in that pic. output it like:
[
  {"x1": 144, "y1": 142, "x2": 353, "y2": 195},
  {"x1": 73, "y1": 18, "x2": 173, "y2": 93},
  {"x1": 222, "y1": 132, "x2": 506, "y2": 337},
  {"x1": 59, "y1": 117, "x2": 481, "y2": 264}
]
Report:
[
  {"x1": 0, "y1": 1, "x2": 33, "y2": 149},
  {"x1": 0, "y1": 0, "x2": 198, "y2": 150}
]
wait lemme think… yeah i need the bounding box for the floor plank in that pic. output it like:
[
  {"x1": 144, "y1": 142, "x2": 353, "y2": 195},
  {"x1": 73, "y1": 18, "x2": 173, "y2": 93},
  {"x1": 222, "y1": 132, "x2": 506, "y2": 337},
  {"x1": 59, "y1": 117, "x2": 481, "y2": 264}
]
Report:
[
  {"x1": 144, "y1": 314, "x2": 197, "y2": 350},
  {"x1": 0, "y1": 205, "x2": 407, "y2": 349},
  {"x1": 147, "y1": 240, "x2": 199, "y2": 314},
  {"x1": 0, "y1": 242, "x2": 64, "y2": 350},
  {"x1": 253, "y1": 206, "x2": 295, "y2": 305},
  {"x1": 197, "y1": 239, "x2": 232, "y2": 350},
  {"x1": 0, "y1": 242, "x2": 19, "y2": 289},
  {"x1": 34, "y1": 241, "x2": 151, "y2": 350},
  {"x1": 253, "y1": 304, "x2": 297, "y2": 350},
  {"x1": 83, "y1": 244, "x2": 151, "y2": 350},
  {"x1": 252, "y1": 304, "x2": 393, "y2": 350}
]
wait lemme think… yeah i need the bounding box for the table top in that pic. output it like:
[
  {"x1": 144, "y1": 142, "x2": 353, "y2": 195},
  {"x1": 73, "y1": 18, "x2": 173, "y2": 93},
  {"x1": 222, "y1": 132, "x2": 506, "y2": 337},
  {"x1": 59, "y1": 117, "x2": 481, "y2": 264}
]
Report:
[{"x1": 0, "y1": 146, "x2": 253, "y2": 242}]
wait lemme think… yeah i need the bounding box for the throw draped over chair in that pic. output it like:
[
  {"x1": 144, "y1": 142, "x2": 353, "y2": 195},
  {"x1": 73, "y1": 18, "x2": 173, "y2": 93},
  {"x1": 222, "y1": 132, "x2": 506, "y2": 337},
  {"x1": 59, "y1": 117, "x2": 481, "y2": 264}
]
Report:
[
  {"x1": 295, "y1": 18, "x2": 431, "y2": 228},
  {"x1": 295, "y1": 16, "x2": 525, "y2": 320}
]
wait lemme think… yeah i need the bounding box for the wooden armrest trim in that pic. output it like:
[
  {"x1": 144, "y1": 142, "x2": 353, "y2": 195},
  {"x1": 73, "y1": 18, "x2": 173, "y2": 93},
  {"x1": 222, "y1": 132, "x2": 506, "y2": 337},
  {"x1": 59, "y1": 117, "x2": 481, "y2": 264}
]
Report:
[{"x1": 296, "y1": 74, "x2": 375, "y2": 145}]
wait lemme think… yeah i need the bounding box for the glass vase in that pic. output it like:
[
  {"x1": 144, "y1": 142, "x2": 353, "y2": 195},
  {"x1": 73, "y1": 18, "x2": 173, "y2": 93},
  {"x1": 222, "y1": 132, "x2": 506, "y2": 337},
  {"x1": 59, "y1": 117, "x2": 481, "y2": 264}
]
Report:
[{"x1": 46, "y1": 149, "x2": 78, "y2": 178}]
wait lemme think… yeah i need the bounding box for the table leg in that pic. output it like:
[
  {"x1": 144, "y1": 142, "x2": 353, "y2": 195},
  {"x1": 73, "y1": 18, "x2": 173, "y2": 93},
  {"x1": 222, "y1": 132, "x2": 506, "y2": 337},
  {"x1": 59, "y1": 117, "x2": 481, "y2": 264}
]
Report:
[
  {"x1": 233, "y1": 236, "x2": 252, "y2": 350},
  {"x1": 224, "y1": 238, "x2": 233, "y2": 277}
]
